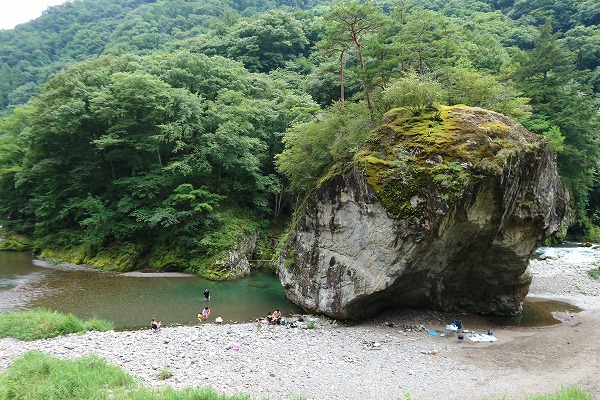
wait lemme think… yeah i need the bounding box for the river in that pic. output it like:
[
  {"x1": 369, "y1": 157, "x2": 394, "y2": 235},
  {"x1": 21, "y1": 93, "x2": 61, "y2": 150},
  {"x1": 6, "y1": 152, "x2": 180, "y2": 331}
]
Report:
[
  {"x1": 0, "y1": 251, "x2": 302, "y2": 329},
  {"x1": 0, "y1": 245, "x2": 591, "y2": 329}
]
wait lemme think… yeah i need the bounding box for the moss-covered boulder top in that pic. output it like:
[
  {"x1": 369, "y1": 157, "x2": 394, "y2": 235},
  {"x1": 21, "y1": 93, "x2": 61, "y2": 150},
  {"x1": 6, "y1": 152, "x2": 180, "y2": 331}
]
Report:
[
  {"x1": 357, "y1": 105, "x2": 538, "y2": 220},
  {"x1": 278, "y1": 105, "x2": 568, "y2": 320}
]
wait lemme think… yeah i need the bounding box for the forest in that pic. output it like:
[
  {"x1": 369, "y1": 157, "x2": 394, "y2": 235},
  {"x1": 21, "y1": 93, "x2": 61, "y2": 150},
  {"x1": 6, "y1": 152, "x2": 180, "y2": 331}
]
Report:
[{"x1": 0, "y1": 0, "x2": 598, "y2": 277}]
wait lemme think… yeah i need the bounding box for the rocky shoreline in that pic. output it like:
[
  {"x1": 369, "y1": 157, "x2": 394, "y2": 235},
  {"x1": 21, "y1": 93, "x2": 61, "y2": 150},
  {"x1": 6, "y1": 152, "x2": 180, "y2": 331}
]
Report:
[{"x1": 1, "y1": 245, "x2": 600, "y2": 399}]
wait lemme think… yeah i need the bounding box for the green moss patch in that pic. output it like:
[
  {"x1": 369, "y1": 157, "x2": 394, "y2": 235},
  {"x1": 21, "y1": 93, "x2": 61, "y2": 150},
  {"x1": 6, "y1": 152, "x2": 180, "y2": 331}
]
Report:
[
  {"x1": 34, "y1": 208, "x2": 283, "y2": 280},
  {"x1": 355, "y1": 105, "x2": 541, "y2": 218},
  {"x1": 39, "y1": 242, "x2": 141, "y2": 272},
  {"x1": 0, "y1": 229, "x2": 31, "y2": 251}
]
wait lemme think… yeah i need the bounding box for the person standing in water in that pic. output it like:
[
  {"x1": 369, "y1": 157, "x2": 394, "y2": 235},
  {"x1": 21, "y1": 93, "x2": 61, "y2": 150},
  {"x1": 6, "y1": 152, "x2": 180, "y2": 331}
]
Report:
[{"x1": 203, "y1": 288, "x2": 210, "y2": 301}]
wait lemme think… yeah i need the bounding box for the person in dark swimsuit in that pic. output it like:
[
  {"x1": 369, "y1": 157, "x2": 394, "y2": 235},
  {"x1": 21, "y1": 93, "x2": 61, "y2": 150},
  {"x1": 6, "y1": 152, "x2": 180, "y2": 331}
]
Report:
[
  {"x1": 204, "y1": 288, "x2": 210, "y2": 300},
  {"x1": 150, "y1": 318, "x2": 161, "y2": 332}
]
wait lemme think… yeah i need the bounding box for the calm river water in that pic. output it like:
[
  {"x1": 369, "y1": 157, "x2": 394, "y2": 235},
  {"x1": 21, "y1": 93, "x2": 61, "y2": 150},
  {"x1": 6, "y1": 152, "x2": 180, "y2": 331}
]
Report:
[
  {"x1": 0, "y1": 245, "x2": 588, "y2": 329},
  {"x1": 0, "y1": 251, "x2": 302, "y2": 329}
]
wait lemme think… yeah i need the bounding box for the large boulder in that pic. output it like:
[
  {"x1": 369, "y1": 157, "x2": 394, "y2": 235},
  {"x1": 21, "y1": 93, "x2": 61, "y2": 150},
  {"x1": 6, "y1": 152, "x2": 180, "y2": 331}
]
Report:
[{"x1": 277, "y1": 106, "x2": 569, "y2": 319}]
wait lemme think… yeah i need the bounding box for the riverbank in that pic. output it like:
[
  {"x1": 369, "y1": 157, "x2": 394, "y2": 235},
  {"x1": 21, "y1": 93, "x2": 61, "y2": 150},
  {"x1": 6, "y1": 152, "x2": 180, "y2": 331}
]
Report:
[{"x1": 1, "y1": 246, "x2": 600, "y2": 400}]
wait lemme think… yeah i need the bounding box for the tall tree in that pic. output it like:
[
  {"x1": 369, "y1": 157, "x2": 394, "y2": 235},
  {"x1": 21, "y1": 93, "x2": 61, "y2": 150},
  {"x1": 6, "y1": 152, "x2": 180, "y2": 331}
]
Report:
[
  {"x1": 316, "y1": 27, "x2": 353, "y2": 103},
  {"x1": 321, "y1": 0, "x2": 386, "y2": 109}
]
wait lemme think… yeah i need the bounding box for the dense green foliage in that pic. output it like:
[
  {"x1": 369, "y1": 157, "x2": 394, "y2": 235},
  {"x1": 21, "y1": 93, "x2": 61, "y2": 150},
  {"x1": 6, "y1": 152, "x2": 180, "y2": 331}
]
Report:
[
  {"x1": 0, "y1": 309, "x2": 113, "y2": 341},
  {"x1": 0, "y1": 0, "x2": 599, "y2": 273},
  {"x1": 0, "y1": 50, "x2": 317, "y2": 274}
]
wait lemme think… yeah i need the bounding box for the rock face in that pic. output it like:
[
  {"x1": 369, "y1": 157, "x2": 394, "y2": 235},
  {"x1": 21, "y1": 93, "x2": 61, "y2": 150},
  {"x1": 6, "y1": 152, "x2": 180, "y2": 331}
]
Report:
[
  {"x1": 211, "y1": 232, "x2": 257, "y2": 279},
  {"x1": 278, "y1": 106, "x2": 569, "y2": 319}
]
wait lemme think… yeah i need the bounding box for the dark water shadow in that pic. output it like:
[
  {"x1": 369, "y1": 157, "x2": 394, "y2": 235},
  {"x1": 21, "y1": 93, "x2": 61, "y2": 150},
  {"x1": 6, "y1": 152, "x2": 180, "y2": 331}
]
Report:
[
  {"x1": 482, "y1": 298, "x2": 582, "y2": 328},
  {"x1": 363, "y1": 297, "x2": 582, "y2": 332}
]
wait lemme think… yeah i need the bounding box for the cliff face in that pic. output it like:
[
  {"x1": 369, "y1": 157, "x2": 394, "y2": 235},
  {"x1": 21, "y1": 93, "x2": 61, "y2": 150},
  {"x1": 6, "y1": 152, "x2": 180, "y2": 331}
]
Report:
[{"x1": 278, "y1": 106, "x2": 569, "y2": 319}]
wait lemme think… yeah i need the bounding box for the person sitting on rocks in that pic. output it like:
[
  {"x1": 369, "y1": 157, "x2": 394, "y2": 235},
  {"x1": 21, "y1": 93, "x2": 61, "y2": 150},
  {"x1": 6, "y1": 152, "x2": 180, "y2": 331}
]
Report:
[
  {"x1": 198, "y1": 306, "x2": 211, "y2": 322},
  {"x1": 150, "y1": 318, "x2": 161, "y2": 332},
  {"x1": 264, "y1": 312, "x2": 274, "y2": 325},
  {"x1": 272, "y1": 309, "x2": 282, "y2": 325}
]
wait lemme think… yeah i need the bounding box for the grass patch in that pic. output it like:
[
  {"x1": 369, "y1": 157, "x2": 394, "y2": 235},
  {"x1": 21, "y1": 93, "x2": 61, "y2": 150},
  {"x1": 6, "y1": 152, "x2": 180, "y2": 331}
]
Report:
[
  {"x1": 0, "y1": 351, "x2": 134, "y2": 399},
  {"x1": 0, "y1": 351, "x2": 256, "y2": 400},
  {"x1": 587, "y1": 261, "x2": 600, "y2": 280},
  {"x1": 0, "y1": 309, "x2": 114, "y2": 341},
  {"x1": 522, "y1": 387, "x2": 593, "y2": 399},
  {"x1": 158, "y1": 366, "x2": 173, "y2": 381},
  {"x1": 588, "y1": 266, "x2": 600, "y2": 280},
  {"x1": 490, "y1": 387, "x2": 593, "y2": 400}
]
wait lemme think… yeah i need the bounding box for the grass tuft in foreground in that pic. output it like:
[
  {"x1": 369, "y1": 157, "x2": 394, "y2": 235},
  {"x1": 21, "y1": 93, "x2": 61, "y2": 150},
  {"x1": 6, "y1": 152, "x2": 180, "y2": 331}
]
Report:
[
  {"x1": 490, "y1": 387, "x2": 593, "y2": 400},
  {"x1": 521, "y1": 387, "x2": 593, "y2": 400},
  {"x1": 0, "y1": 309, "x2": 114, "y2": 341},
  {"x1": 0, "y1": 351, "x2": 133, "y2": 399},
  {"x1": 0, "y1": 351, "x2": 255, "y2": 400}
]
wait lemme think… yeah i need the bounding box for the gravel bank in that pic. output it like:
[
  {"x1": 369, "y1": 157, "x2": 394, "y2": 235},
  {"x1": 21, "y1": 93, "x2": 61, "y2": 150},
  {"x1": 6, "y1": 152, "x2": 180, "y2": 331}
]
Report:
[
  {"x1": 0, "y1": 316, "x2": 490, "y2": 400},
  {"x1": 2, "y1": 245, "x2": 600, "y2": 400}
]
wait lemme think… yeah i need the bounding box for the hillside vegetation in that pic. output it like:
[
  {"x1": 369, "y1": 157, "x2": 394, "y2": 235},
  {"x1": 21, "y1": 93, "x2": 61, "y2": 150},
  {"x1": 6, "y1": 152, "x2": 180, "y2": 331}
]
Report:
[{"x1": 0, "y1": 0, "x2": 598, "y2": 276}]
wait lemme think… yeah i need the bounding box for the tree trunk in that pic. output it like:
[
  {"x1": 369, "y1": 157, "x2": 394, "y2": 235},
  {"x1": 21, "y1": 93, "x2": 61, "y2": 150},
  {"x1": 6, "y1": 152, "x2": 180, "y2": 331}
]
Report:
[
  {"x1": 356, "y1": 45, "x2": 371, "y2": 109},
  {"x1": 339, "y1": 51, "x2": 345, "y2": 103}
]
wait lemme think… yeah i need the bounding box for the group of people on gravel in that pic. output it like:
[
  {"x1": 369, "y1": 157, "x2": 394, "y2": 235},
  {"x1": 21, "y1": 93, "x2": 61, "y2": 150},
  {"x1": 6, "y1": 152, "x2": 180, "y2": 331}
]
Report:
[
  {"x1": 256, "y1": 309, "x2": 282, "y2": 326},
  {"x1": 152, "y1": 287, "x2": 270, "y2": 331}
]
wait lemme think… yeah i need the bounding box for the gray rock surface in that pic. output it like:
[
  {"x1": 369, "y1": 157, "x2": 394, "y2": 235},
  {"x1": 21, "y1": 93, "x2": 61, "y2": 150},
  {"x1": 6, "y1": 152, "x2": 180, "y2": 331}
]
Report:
[{"x1": 212, "y1": 232, "x2": 257, "y2": 279}]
